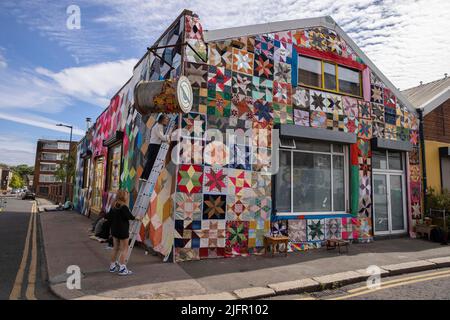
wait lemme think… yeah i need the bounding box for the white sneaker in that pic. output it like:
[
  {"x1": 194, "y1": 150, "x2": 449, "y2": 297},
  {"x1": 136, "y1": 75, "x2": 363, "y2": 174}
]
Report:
[
  {"x1": 118, "y1": 265, "x2": 133, "y2": 276},
  {"x1": 109, "y1": 262, "x2": 119, "y2": 273}
]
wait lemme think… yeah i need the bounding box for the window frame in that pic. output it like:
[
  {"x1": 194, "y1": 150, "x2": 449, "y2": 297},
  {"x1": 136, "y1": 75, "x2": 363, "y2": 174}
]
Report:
[
  {"x1": 298, "y1": 55, "x2": 363, "y2": 98},
  {"x1": 105, "y1": 142, "x2": 122, "y2": 192},
  {"x1": 276, "y1": 140, "x2": 349, "y2": 216},
  {"x1": 82, "y1": 157, "x2": 91, "y2": 189}
]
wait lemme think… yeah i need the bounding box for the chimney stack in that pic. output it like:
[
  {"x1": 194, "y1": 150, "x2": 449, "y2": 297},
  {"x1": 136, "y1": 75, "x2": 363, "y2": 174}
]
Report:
[{"x1": 86, "y1": 117, "x2": 92, "y2": 132}]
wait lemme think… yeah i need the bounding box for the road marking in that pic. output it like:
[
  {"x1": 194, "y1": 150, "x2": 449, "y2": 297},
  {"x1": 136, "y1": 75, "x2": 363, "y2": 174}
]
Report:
[
  {"x1": 329, "y1": 271, "x2": 450, "y2": 300},
  {"x1": 347, "y1": 269, "x2": 450, "y2": 294},
  {"x1": 9, "y1": 202, "x2": 34, "y2": 300},
  {"x1": 25, "y1": 202, "x2": 37, "y2": 300}
]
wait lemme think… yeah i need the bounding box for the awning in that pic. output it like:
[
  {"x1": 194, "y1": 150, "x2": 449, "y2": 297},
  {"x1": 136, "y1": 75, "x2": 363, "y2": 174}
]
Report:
[
  {"x1": 277, "y1": 124, "x2": 357, "y2": 144},
  {"x1": 103, "y1": 131, "x2": 124, "y2": 147},
  {"x1": 371, "y1": 137, "x2": 413, "y2": 152}
]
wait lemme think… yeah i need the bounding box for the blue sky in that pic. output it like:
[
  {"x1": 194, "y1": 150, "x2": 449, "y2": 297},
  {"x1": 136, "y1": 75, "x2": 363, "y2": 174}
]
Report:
[{"x1": 0, "y1": 0, "x2": 449, "y2": 165}]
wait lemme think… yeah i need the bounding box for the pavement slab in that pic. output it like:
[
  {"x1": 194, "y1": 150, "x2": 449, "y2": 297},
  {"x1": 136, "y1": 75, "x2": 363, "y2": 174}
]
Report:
[
  {"x1": 39, "y1": 210, "x2": 450, "y2": 300},
  {"x1": 380, "y1": 260, "x2": 437, "y2": 276}
]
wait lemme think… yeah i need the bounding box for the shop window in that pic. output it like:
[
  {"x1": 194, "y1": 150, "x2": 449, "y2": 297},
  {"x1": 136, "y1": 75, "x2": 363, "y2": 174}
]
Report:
[
  {"x1": 92, "y1": 157, "x2": 105, "y2": 211},
  {"x1": 82, "y1": 157, "x2": 91, "y2": 189},
  {"x1": 106, "y1": 143, "x2": 122, "y2": 192},
  {"x1": 338, "y1": 65, "x2": 361, "y2": 96},
  {"x1": 298, "y1": 55, "x2": 362, "y2": 97},
  {"x1": 373, "y1": 150, "x2": 403, "y2": 171},
  {"x1": 298, "y1": 56, "x2": 322, "y2": 88},
  {"x1": 276, "y1": 141, "x2": 348, "y2": 215}
]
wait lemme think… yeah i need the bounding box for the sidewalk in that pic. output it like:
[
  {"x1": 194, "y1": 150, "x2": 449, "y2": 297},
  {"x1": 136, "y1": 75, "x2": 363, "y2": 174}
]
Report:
[
  {"x1": 40, "y1": 210, "x2": 450, "y2": 300},
  {"x1": 36, "y1": 197, "x2": 59, "y2": 212}
]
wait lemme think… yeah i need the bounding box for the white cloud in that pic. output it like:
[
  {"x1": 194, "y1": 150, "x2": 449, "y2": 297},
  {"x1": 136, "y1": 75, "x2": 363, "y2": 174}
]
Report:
[
  {"x1": 89, "y1": 0, "x2": 450, "y2": 89},
  {"x1": 35, "y1": 58, "x2": 137, "y2": 107},
  {"x1": 0, "y1": 58, "x2": 136, "y2": 113},
  {"x1": 0, "y1": 135, "x2": 36, "y2": 166},
  {"x1": 0, "y1": 112, "x2": 85, "y2": 136}
]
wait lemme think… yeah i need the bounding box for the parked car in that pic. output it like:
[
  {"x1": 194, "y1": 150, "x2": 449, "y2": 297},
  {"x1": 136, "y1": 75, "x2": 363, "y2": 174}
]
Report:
[{"x1": 22, "y1": 191, "x2": 35, "y2": 200}]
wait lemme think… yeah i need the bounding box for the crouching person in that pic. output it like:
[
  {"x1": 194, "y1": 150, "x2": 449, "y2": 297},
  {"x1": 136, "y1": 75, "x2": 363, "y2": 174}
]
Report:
[{"x1": 105, "y1": 190, "x2": 141, "y2": 276}]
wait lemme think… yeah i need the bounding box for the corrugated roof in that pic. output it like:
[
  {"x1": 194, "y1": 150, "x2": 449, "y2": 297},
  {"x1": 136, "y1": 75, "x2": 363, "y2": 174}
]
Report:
[
  {"x1": 402, "y1": 76, "x2": 450, "y2": 115},
  {"x1": 204, "y1": 16, "x2": 417, "y2": 115}
]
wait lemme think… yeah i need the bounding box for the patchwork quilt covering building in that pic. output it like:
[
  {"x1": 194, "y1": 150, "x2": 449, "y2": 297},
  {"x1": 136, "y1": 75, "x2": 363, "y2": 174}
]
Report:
[{"x1": 74, "y1": 10, "x2": 423, "y2": 262}]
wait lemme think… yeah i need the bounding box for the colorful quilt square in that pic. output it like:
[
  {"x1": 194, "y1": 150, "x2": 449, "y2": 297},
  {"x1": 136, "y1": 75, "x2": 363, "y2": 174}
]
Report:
[
  {"x1": 383, "y1": 88, "x2": 396, "y2": 108},
  {"x1": 203, "y1": 194, "x2": 226, "y2": 219},
  {"x1": 294, "y1": 109, "x2": 310, "y2": 126},
  {"x1": 288, "y1": 220, "x2": 307, "y2": 242},
  {"x1": 252, "y1": 171, "x2": 272, "y2": 197},
  {"x1": 324, "y1": 93, "x2": 343, "y2": 114},
  {"x1": 177, "y1": 137, "x2": 203, "y2": 164},
  {"x1": 310, "y1": 90, "x2": 326, "y2": 111},
  {"x1": 226, "y1": 221, "x2": 250, "y2": 255},
  {"x1": 177, "y1": 164, "x2": 203, "y2": 194},
  {"x1": 358, "y1": 119, "x2": 372, "y2": 139},
  {"x1": 371, "y1": 84, "x2": 384, "y2": 104},
  {"x1": 342, "y1": 96, "x2": 358, "y2": 118},
  {"x1": 174, "y1": 219, "x2": 201, "y2": 248},
  {"x1": 203, "y1": 166, "x2": 228, "y2": 194},
  {"x1": 207, "y1": 65, "x2": 232, "y2": 100},
  {"x1": 248, "y1": 219, "x2": 270, "y2": 248},
  {"x1": 185, "y1": 39, "x2": 207, "y2": 64},
  {"x1": 310, "y1": 111, "x2": 327, "y2": 128},
  {"x1": 232, "y1": 48, "x2": 254, "y2": 75},
  {"x1": 207, "y1": 93, "x2": 231, "y2": 117},
  {"x1": 196, "y1": 220, "x2": 226, "y2": 248},
  {"x1": 273, "y1": 81, "x2": 292, "y2": 105},
  {"x1": 341, "y1": 218, "x2": 354, "y2": 240},
  {"x1": 274, "y1": 61, "x2": 291, "y2": 83},
  {"x1": 251, "y1": 196, "x2": 271, "y2": 221},
  {"x1": 254, "y1": 37, "x2": 274, "y2": 59},
  {"x1": 229, "y1": 144, "x2": 252, "y2": 170},
  {"x1": 253, "y1": 53, "x2": 274, "y2": 79},
  {"x1": 292, "y1": 87, "x2": 310, "y2": 110},
  {"x1": 174, "y1": 192, "x2": 202, "y2": 221},
  {"x1": 325, "y1": 218, "x2": 342, "y2": 240},
  {"x1": 252, "y1": 147, "x2": 271, "y2": 172},
  {"x1": 372, "y1": 121, "x2": 385, "y2": 138},
  {"x1": 307, "y1": 219, "x2": 325, "y2": 241},
  {"x1": 208, "y1": 41, "x2": 232, "y2": 68},
  {"x1": 185, "y1": 62, "x2": 207, "y2": 88},
  {"x1": 181, "y1": 113, "x2": 206, "y2": 139},
  {"x1": 226, "y1": 195, "x2": 254, "y2": 221},
  {"x1": 199, "y1": 247, "x2": 225, "y2": 259},
  {"x1": 253, "y1": 99, "x2": 273, "y2": 125},
  {"x1": 252, "y1": 77, "x2": 273, "y2": 102},
  {"x1": 371, "y1": 103, "x2": 384, "y2": 122},
  {"x1": 385, "y1": 124, "x2": 397, "y2": 140},
  {"x1": 185, "y1": 15, "x2": 203, "y2": 40},
  {"x1": 271, "y1": 220, "x2": 288, "y2": 236},
  {"x1": 344, "y1": 115, "x2": 358, "y2": 134},
  {"x1": 228, "y1": 168, "x2": 253, "y2": 197},
  {"x1": 358, "y1": 100, "x2": 371, "y2": 119},
  {"x1": 273, "y1": 103, "x2": 293, "y2": 124},
  {"x1": 232, "y1": 72, "x2": 252, "y2": 97},
  {"x1": 273, "y1": 41, "x2": 292, "y2": 63}
]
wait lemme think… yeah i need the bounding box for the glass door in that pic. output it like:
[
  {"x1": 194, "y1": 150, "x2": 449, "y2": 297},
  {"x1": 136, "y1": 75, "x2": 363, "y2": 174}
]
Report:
[
  {"x1": 372, "y1": 150, "x2": 407, "y2": 235},
  {"x1": 373, "y1": 174, "x2": 389, "y2": 234}
]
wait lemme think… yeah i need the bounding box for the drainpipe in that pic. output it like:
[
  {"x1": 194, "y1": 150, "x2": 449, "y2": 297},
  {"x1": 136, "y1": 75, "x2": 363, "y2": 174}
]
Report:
[{"x1": 418, "y1": 108, "x2": 428, "y2": 216}]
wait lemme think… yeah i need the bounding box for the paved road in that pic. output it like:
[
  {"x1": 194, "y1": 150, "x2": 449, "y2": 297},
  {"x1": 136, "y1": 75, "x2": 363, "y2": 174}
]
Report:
[
  {"x1": 0, "y1": 197, "x2": 58, "y2": 300},
  {"x1": 268, "y1": 268, "x2": 450, "y2": 300}
]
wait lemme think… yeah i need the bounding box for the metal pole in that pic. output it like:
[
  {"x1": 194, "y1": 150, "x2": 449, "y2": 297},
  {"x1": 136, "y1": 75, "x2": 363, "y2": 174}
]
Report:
[{"x1": 66, "y1": 126, "x2": 73, "y2": 202}]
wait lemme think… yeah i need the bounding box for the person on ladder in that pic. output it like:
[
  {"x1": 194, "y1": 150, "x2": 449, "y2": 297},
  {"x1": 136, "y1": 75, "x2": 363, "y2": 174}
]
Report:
[{"x1": 140, "y1": 113, "x2": 170, "y2": 181}]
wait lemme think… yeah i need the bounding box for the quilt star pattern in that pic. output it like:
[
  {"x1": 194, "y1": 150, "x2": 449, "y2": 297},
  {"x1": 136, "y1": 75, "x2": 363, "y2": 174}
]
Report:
[
  {"x1": 203, "y1": 166, "x2": 228, "y2": 194},
  {"x1": 177, "y1": 164, "x2": 203, "y2": 194},
  {"x1": 181, "y1": 113, "x2": 206, "y2": 139},
  {"x1": 342, "y1": 96, "x2": 358, "y2": 118},
  {"x1": 273, "y1": 81, "x2": 292, "y2": 105},
  {"x1": 232, "y1": 48, "x2": 254, "y2": 75},
  {"x1": 371, "y1": 85, "x2": 384, "y2": 104},
  {"x1": 228, "y1": 168, "x2": 252, "y2": 196},
  {"x1": 294, "y1": 109, "x2": 310, "y2": 126},
  {"x1": 174, "y1": 192, "x2": 202, "y2": 221},
  {"x1": 232, "y1": 72, "x2": 252, "y2": 97},
  {"x1": 292, "y1": 87, "x2": 310, "y2": 109},
  {"x1": 254, "y1": 53, "x2": 274, "y2": 78},
  {"x1": 358, "y1": 101, "x2": 371, "y2": 119},
  {"x1": 174, "y1": 219, "x2": 201, "y2": 248},
  {"x1": 203, "y1": 194, "x2": 226, "y2": 219},
  {"x1": 207, "y1": 65, "x2": 232, "y2": 100},
  {"x1": 196, "y1": 220, "x2": 226, "y2": 248},
  {"x1": 252, "y1": 172, "x2": 271, "y2": 197},
  {"x1": 273, "y1": 103, "x2": 294, "y2": 124},
  {"x1": 208, "y1": 41, "x2": 233, "y2": 68},
  {"x1": 307, "y1": 219, "x2": 325, "y2": 241},
  {"x1": 271, "y1": 220, "x2": 288, "y2": 236},
  {"x1": 252, "y1": 77, "x2": 273, "y2": 102},
  {"x1": 226, "y1": 195, "x2": 253, "y2": 221},
  {"x1": 274, "y1": 61, "x2": 291, "y2": 83},
  {"x1": 226, "y1": 221, "x2": 250, "y2": 255}
]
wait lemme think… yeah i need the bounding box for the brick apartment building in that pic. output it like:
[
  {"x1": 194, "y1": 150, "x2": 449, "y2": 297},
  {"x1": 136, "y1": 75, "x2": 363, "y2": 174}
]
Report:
[{"x1": 33, "y1": 139, "x2": 77, "y2": 203}]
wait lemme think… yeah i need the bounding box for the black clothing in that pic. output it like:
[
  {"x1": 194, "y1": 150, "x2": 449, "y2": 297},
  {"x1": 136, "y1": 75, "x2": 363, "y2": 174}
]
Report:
[
  {"x1": 105, "y1": 205, "x2": 135, "y2": 240},
  {"x1": 141, "y1": 143, "x2": 161, "y2": 180}
]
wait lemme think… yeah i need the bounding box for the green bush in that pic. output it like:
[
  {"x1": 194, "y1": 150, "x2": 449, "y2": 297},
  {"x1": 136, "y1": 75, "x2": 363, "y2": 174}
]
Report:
[{"x1": 427, "y1": 187, "x2": 450, "y2": 211}]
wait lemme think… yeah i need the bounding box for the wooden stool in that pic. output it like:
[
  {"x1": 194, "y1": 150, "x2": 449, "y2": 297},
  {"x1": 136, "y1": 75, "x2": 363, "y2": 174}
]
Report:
[
  {"x1": 415, "y1": 224, "x2": 438, "y2": 240},
  {"x1": 326, "y1": 239, "x2": 349, "y2": 254},
  {"x1": 264, "y1": 236, "x2": 289, "y2": 257}
]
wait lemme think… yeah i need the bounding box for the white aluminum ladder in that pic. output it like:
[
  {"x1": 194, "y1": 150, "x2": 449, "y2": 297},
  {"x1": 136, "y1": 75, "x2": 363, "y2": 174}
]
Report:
[{"x1": 125, "y1": 113, "x2": 177, "y2": 264}]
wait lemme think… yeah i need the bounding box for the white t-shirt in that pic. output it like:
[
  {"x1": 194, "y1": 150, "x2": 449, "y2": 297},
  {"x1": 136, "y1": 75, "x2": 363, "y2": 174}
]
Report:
[{"x1": 148, "y1": 123, "x2": 169, "y2": 144}]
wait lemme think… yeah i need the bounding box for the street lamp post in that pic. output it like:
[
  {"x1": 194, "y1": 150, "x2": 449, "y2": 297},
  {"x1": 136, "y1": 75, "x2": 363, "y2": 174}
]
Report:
[{"x1": 56, "y1": 123, "x2": 73, "y2": 203}]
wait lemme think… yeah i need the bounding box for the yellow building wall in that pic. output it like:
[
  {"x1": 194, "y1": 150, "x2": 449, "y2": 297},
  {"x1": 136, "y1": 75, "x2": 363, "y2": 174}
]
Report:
[{"x1": 425, "y1": 139, "x2": 450, "y2": 194}]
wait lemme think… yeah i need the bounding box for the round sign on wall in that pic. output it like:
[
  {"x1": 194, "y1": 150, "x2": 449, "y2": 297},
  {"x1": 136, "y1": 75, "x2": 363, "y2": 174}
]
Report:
[{"x1": 176, "y1": 76, "x2": 193, "y2": 113}]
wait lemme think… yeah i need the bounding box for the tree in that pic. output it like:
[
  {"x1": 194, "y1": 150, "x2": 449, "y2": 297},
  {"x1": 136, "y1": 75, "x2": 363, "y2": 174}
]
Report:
[
  {"x1": 55, "y1": 154, "x2": 75, "y2": 184},
  {"x1": 10, "y1": 173, "x2": 24, "y2": 189},
  {"x1": 13, "y1": 164, "x2": 34, "y2": 177}
]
